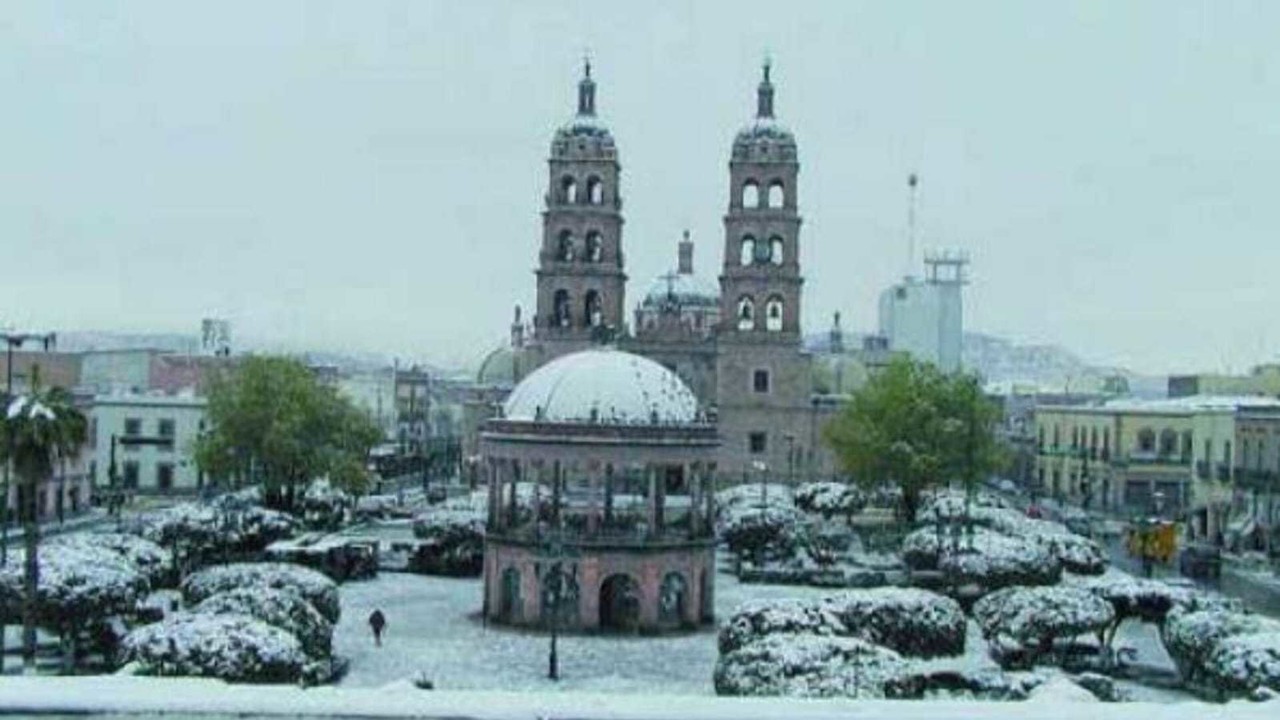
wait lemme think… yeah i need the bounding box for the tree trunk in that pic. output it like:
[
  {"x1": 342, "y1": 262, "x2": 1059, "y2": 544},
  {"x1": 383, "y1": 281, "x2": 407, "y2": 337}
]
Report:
[{"x1": 22, "y1": 474, "x2": 40, "y2": 674}]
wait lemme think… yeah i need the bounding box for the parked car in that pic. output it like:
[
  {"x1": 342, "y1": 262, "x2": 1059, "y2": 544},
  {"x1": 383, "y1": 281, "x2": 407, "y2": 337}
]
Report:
[{"x1": 1179, "y1": 542, "x2": 1222, "y2": 581}]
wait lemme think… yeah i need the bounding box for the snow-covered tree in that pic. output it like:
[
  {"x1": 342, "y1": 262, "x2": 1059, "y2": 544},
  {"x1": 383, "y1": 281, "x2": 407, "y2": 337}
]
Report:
[
  {"x1": 1162, "y1": 607, "x2": 1280, "y2": 697},
  {"x1": 793, "y1": 482, "x2": 865, "y2": 521},
  {"x1": 720, "y1": 505, "x2": 810, "y2": 567},
  {"x1": 902, "y1": 526, "x2": 1061, "y2": 592},
  {"x1": 182, "y1": 562, "x2": 339, "y2": 624},
  {"x1": 122, "y1": 612, "x2": 308, "y2": 683},
  {"x1": 48, "y1": 532, "x2": 173, "y2": 589}
]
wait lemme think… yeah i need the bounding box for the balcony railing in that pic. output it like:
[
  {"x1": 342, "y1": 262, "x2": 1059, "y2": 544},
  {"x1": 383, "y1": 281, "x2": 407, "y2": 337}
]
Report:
[
  {"x1": 1232, "y1": 468, "x2": 1279, "y2": 491},
  {"x1": 1216, "y1": 463, "x2": 1231, "y2": 481}
]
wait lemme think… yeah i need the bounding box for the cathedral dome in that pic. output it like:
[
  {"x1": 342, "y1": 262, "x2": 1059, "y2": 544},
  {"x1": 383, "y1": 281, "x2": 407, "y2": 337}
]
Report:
[
  {"x1": 477, "y1": 345, "x2": 518, "y2": 387},
  {"x1": 640, "y1": 271, "x2": 720, "y2": 309},
  {"x1": 502, "y1": 348, "x2": 699, "y2": 425},
  {"x1": 732, "y1": 61, "x2": 797, "y2": 161},
  {"x1": 733, "y1": 117, "x2": 796, "y2": 151}
]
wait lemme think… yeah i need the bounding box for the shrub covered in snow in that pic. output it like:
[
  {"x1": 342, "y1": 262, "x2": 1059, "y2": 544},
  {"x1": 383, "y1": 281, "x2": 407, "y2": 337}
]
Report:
[
  {"x1": 793, "y1": 482, "x2": 865, "y2": 521},
  {"x1": 0, "y1": 543, "x2": 149, "y2": 629},
  {"x1": 919, "y1": 495, "x2": 1106, "y2": 575},
  {"x1": 903, "y1": 526, "x2": 1061, "y2": 592},
  {"x1": 720, "y1": 505, "x2": 810, "y2": 565},
  {"x1": 1074, "y1": 576, "x2": 1197, "y2": 630},
  {"x1": 1203, "y1": 632, "x2": 1280, "y2": 698},
  {"x1": 122, "y1": 612, "x2": 308, "y2": 683},
  {"x1": 408, "y1": 508, "x2": 485, "y2": 576},
  {"x1": 182, "y1": 562, "x2": 340, "y2": 624},
  {"x1": 719, "y1": 588, "x2": 965, "y2": 659},
  {"x1": 194, "y1": 586, "x2": 332, "y2": 659},
  {"x1": 300, "y1": 478, "x2": 351, "y2": 531},
  {"x1": 125, "y1": 497, "x2": 297, "y2": 571},
  {"x1": 714, "y1": 633, "x2": 914, "y2": 698},
  {"x1": 715, "y1": 483, "x2": 794, "y2": 528},
  {"x1": 49, "y1": 532, "x2": 173, "y2": 588},
  {"x1": 1162, "y1": 607, "x2": 1280, "y2": 697},
  {"x1": 971, "y1": 586, "x2": 1115, "y2": 669}
]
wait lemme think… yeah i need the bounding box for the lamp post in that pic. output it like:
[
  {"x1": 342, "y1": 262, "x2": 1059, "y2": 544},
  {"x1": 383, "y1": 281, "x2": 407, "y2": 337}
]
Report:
[
  {"x1": 752, "y1": 460, "x2": 769, "y2": 508},
  {"x1": 1, "y1": 330, "x2": 56, "y2": 567},
  {"x1": 784, "y1": 434, "x2": 796, "y2": 492}
]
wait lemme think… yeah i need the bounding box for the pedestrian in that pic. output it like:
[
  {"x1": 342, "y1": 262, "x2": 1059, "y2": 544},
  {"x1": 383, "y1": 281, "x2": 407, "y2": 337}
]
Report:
[{"x1": 368, "y1": 608, "x2": 386, "y2": 647}]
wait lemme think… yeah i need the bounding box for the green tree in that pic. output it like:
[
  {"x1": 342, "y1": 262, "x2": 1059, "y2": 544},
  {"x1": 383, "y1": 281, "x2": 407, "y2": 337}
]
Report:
[
  {"x1": 194, "y1": 356, "x2": 382, "y2": 510},
  {"x1": 822, "y1": 356, "x2": 1002, "y2": 523},
  {"x1": 0, "y1": 369, "x2": 88, "y2": 673}
]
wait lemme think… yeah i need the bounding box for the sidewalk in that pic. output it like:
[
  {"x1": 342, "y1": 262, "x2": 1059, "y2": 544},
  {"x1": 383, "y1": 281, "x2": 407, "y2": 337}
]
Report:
[{"x1": 0, "y1": 507, "x2": 110, "y2": 545}]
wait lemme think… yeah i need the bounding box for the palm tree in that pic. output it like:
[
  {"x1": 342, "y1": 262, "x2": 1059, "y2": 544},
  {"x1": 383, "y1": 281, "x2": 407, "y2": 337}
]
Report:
[{"x1": 2, "y1": 368, "x2": 86, "y2": 674}]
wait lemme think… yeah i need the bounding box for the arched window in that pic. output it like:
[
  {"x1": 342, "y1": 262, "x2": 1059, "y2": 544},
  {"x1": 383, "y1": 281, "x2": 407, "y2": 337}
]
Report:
[
  {"x1": 556, "y1": 230, "x2": 575, "y2": 262},
  {"x1": 769, "y1": 236, "x2": 784, "y2": 265},
  {"x1": 767, "y1": 180, "x2": 785, "y2": 208},
  {"x1": 739, "y1": 236, "x2": 756, "y2": 266},
  {"x1": 560, "y1": 176, "x2": 577, "y2": 204},
  {"x1": 585, "y1": 231, "x2": 603, "y2": 262},
  {"x1": 553, "y1": 290, "x2": 571, "y2": 327},
  {"x1": 587, "y1": 176, "x2": 603, "y2": 205},
  {"x1": 584, "y1": 290, "x2": 602, "y2": 327},
  {"x1": 1159, "y1": 429, "x2": 1178, "y2": 457},
  {"x1": 741, "y1": 180, "x2": 760, "y2": 208},
  {"x1": 765, "y1": 295, "x2": 784, "y2": 331},
  {"x1": 736, "y1": 296, "x2": 755, "y2": 331},
  {"x1": 659, "y1": 572, "x2": 688, "y2": 625}
]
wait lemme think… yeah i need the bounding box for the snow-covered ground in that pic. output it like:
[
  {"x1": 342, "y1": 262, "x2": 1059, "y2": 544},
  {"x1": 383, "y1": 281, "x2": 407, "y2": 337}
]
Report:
[{"x1": 332, "y1": 569, "x2": 1190, "y2": 700}]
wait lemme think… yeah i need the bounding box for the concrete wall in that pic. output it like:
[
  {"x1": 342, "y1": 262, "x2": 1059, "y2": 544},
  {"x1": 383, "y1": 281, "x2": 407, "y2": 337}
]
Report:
[{"x1": 90, "y1": 395, "x2": 207, "y2": 493}]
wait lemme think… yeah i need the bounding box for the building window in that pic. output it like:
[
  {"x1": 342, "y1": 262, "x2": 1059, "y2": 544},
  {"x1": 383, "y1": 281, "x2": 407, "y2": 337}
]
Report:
[
  {"x1": 124, "y1": 417, "x2": 142, "y2": 436},
  {"x1": 122, "y1": 461, "x2": 140, "y2": 489},
  {"x1": 158, "y1": 418, "x2": 176, "y2": 451},
  {"x1": 769, "y1": 236, "x2": 784, "y2": 265},
  {"x1": 741, "y1": 179, "x2": 760, "y2": 208},
  {"x1": 739, "y1": 236, "x2": 756, "y2": 266},
  {"x1": 753, "y1": 369, "x2": 770, "y2": 393},
  {"x1": 749, "y1": 432, "x2": 767, "y2": 454},
  {"x1": 736, "y1": 296, "x2": 755, "y2": 331},
  {"x1": 156, "y1": 463, "x2": 174, "y2": 492},
  {"x1": 1137, "y1": 428, "x2": 1155, "y2": 454}
]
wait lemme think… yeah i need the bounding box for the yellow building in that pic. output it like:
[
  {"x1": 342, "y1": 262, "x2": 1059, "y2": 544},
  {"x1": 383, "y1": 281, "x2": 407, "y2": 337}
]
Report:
[{"x1": 1034, "y1": 396, "x2": 1280, "y2": 543}]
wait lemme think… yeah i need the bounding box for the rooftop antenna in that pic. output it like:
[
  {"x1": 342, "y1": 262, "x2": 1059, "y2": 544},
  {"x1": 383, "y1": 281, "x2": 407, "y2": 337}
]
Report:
[{"x1": 906, "y1": 173, "x2": 919, "y2": 278}]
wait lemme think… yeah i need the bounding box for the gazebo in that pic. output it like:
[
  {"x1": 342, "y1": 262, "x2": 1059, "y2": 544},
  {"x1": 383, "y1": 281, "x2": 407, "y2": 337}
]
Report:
[{"x1": 481, "y1": 348, "x2": 718, "y2": 632}]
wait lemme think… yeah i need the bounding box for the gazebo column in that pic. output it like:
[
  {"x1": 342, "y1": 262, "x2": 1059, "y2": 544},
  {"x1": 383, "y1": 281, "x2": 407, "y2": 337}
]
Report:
[
  {"x1": 704, "y1": 464, "x2": 716, "y2": 537},
  {"x1": 506, "y1": 459, "x2": 519, "y2": 529},
  {"x1": 646, "y1": 464, "x2": 657, "y2": 536},
  {"x1": 603, "y1": 464, "x2": 615, "y2": 527},
  {"x1": 552, "y1": 460, "x2": 563, "y2": 530},
  {"x1": 656, "y1": 465, "x2": 667, "y2": 533},
  {"x1": 587, "y1": 460, "x2": 601, "y2": 536},
  {"x1": 531, "y1": 460, "x2": 543, "y2": 539},
  {"x1": 689, "y1": 462, "x2": 701, "y2": 538}
]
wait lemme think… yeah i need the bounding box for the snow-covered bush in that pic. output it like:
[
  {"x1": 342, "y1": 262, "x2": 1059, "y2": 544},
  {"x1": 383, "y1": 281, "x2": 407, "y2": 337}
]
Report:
[
  {"x1": 721, "y1": 505, "x2": 809, "y2": 565},
  {"x1": 194, "y1": 587, "x2": 332, "y2": 659},
  {"x1": 408, "y1": 508, "x2": 485, "y2": 576},
  {"x1": 125, "y1": 497, "x2": 297, "y2": 571},
  {"x1": 1203, "y1": 632, "x2": 1280, "y2": 697},
  {"x1": 1075, "y1": 576, "x2": 1195, "y2": 629},
  {"x1": 719, "y1": 588, "x2": 964, "y2": 659},
  {"x1": 1162, "y1": 608, "x2": 1280, "y2": 695},
  {"x1": 794, "y1": 482, "x2": 865, "y2": 520},
  {"x1": 971, "y1": 586, "x2": 1115, "y2": 669},
  {"x1": 122, "y1": 612, "x2": 307, "y2": 683},
  {"x1": 182, "y1": 563, "x2": 340, "y2": 624},
  {"x1": 49, "y1": 532, "x2": 173, "y2": 588},
  {"x1": 903, "y1": 526, "x2": 1061, "y2": 592},
  {"x1": 300, "y1": 478, "x2": 351, "y2": 531},
  {"x1": 919, "y1": 495, "x2": 1106, "y2": 575},
  {"x1": 715, "y1": 483, "x2": 794, "y2": 528},
  {"x1": 714, "y1": 633, "x2": 914, "y2": 698}
]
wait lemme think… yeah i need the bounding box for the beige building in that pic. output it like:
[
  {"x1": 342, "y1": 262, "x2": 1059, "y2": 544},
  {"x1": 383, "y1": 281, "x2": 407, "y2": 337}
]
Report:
[
  {"x1": 1169, "y1": 364, "x2": 1280, "y2": 398},
  {"x1": 1035, "y1": 395, "x2": 1280, "y2": 545}
]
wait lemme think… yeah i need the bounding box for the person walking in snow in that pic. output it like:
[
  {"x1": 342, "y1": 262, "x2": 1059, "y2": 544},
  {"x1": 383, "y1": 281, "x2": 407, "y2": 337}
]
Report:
[{"x1": 369, "y1": 609, "x2": 386, "y2": 647}]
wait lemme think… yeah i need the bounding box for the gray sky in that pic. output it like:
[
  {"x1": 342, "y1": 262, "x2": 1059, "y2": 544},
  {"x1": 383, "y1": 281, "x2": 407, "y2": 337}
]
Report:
[{"x1": 3, "y1": 1, "x2": 1277, "y2": 374}]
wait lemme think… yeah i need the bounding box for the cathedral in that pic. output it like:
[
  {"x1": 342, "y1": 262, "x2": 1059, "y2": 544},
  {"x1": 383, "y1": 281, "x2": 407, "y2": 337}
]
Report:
[{"x1": 468, "y1": 61, "x2": 861, "y2": 484}]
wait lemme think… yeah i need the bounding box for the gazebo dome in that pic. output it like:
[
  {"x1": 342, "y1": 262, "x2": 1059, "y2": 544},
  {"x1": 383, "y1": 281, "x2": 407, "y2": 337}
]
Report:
[
  {"x1": 476, "y1": 345, "x2": 518, "y2": 387},
  {"x1": 502, "y1": 348, "x2": 699, "y2": 425},
  {"x1": 640, "y1": 271, "x2": 720, "y2": 309}
]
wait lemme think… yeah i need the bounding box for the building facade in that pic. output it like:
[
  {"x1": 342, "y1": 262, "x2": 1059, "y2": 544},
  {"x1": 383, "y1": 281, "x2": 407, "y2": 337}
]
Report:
[
  {"x1": 89, "y1": 393, "x2": 208, "y2": 494},
  {"x1": 877, "y1": 252, "x2": 967, "y2": 374}
]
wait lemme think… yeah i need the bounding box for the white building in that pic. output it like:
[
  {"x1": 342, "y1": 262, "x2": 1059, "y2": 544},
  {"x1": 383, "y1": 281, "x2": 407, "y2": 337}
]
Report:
[
  {"x1": 89, "y1": 392, "x2": 208, "y2": 494},
  {"x1": 877, "y1": 250, "x2": 968, "y2": 373}
]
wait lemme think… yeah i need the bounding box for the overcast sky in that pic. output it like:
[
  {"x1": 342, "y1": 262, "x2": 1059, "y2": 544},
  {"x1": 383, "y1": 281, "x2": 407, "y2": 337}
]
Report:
[{"x1": 3, "y1": 1, "x2": 1277, "y2": 374}]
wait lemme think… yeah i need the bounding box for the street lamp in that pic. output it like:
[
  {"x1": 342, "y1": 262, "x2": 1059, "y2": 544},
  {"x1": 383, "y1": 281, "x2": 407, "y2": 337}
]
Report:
[
  {"x1": 752, "y1": 460, "x2": 769, "y2": 508},
  {"x1": 1, "y1": 330, "x2": 56, "y2": 567}
]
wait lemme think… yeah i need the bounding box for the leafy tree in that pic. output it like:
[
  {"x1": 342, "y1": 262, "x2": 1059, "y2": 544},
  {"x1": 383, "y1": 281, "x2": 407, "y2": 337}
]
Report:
[
  {"x1": 194, "y1": 356, "x2": 382, "y2": 511},
  {"x1": 0, "y1": 368, "x2": 88, "y2": 672},
  {"x1": 822, "y1": 356, "x2": 1002, "y2": 523}
]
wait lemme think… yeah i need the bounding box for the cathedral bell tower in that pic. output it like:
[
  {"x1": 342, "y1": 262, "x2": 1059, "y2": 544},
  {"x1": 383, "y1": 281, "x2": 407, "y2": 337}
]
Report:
[
  {"x1": 533, "y1": 60, "x2": 627, "y2": 359},
  {"x1": 719, "y1": 60, "x2": 802, "y2": 339}
]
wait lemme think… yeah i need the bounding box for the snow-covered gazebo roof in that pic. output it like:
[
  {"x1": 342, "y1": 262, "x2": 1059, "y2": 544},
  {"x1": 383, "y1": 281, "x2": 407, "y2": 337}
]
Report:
[{"x1": 502, "y1": 348, "x2": 699, "y2": 425}]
